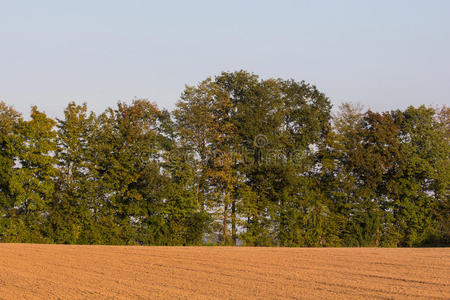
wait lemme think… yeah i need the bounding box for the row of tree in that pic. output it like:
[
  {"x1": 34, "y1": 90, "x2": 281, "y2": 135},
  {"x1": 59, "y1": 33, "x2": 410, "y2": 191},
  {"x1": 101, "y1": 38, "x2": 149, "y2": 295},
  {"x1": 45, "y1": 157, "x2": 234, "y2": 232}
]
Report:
[{"x1": 1, "y1": 71, "x2": 448, "y2": 246}]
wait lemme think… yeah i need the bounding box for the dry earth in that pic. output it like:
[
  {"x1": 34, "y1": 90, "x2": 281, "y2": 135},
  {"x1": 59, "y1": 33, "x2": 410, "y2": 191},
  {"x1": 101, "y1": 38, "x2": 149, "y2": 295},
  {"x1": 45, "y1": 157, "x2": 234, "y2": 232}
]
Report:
[{"x1": 0, "y1": 244, "x2": 448, "y2": 299}]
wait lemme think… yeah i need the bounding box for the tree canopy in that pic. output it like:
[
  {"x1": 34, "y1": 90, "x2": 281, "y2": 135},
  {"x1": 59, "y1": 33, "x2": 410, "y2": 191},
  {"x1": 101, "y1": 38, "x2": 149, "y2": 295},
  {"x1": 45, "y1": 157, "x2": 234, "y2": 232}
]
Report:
[{"x1": 0, "y1": 71, "x2": 448, "y2": 246}]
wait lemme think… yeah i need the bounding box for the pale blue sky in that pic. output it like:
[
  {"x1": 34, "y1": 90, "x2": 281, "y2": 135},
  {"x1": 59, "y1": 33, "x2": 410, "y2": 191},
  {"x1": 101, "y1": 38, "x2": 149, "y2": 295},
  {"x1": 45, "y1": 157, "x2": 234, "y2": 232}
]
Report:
[{"x1": 1, "y1": 0, "x2": 449, "y2": 117}]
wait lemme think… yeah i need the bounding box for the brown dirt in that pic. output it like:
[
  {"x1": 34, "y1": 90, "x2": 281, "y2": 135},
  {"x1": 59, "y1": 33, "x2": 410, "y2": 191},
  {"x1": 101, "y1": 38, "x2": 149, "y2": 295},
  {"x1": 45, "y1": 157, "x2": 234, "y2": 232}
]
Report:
[{"x1": 0, "y1": 244, "x2": 448, "y2": 299}]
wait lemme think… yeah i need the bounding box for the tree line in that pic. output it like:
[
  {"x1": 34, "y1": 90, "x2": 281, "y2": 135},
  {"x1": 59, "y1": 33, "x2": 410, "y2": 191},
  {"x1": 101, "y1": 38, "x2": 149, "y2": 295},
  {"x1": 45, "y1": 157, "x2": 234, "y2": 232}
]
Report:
[{"x1": 1, "y1": 71, "x2": 448, "y2": 246}]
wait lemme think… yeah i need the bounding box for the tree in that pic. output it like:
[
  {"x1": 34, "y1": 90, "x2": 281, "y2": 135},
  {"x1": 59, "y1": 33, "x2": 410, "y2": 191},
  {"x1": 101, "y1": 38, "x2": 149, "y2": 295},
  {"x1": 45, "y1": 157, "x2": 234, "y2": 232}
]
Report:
[
  {"x1": 214, "y1": 71, "x2": 332, "y2": 246},
  {"x1": 0, "y1": 102, "x2": 22, "y2": 241},
  {"x1": 48, "y1": 102, "x2": 97, "y2": 244},
  {"x1": 90, "y1": 100, "x2": 164, "y2": 244},
  {"x1": 8, "y1": 106, "x2": 57, "y2": 242},
  {"x1": 386, "y1": 106, "x2": 449, "y2": 246},
  {"x1": 433, "y1": 106, "x2": 450, "y2": 244},
  {"x1": 174, "y1": 77, "x2": 240, "y2": 245},
  {"x1": 326, "y1": 104, "x2": 401, "y2": 246}
]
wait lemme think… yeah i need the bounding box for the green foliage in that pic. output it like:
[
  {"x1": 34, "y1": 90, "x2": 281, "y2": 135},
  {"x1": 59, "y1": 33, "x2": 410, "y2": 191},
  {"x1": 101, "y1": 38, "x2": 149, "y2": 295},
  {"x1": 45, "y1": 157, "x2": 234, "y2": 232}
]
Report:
[
  {"x1": 0, "y1": 73, "x2": 448, "y2": 247},
  {"x1": 47, "y1": 102, "x2": 97, "y2": 244},
  {"x1": 6, "y1": 106, "x2": 57, "y2": 242}
]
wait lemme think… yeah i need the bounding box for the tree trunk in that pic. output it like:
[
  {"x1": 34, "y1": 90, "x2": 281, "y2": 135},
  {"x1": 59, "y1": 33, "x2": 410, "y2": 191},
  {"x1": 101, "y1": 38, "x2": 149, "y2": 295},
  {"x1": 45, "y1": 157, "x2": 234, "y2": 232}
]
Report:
[
  {"x1": 231, "y1": 199, "x2": 237, "y2": 245},
  {"x1": 222, "y1": 201, "x2": 228, "y2": 245}
]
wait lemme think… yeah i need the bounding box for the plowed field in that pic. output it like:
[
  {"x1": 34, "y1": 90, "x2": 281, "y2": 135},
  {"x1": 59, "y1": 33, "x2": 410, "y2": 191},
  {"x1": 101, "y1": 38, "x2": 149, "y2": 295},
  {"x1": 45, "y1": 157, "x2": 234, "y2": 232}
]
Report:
[{"x1": 0, "y1": 244, "x2": 448, "y2": 299}]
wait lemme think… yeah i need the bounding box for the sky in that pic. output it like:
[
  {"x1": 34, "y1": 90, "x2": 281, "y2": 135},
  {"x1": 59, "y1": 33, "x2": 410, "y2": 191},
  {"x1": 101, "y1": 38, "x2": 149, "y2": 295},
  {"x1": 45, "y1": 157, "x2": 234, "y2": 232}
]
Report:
[{"x1": 1, "y1": 0, "x2": 449, "y2": 118}]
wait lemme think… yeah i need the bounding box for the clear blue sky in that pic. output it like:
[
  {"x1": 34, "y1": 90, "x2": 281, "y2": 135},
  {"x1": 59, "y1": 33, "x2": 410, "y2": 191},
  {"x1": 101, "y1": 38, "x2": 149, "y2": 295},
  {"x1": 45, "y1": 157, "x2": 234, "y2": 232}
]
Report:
[{"x1": 1, "y1": 0, "x2": 449, "y2": 117}]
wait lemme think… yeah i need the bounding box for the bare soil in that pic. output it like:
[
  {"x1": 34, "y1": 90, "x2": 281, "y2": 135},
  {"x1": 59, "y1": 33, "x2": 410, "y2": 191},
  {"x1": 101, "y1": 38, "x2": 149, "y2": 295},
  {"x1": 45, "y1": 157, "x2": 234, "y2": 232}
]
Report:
[{"x1": 0, "y1": 244, "x2": 448, "y2": 299}]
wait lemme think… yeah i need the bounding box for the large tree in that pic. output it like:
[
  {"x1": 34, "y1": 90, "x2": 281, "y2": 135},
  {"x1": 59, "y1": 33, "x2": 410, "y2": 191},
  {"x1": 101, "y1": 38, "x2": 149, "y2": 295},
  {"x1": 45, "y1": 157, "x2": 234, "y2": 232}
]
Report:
[
  {"x1": 8, "y1": 107, "x2": 57, "y2": 242},
  {"x1": 48, "y1": 102, "x2": 97, "y2": 244},
  {"x1": 0, "y1": 102, "x2": 22, "y2": 241},
  {"x1": 386, "y1": 106, "x2": 449, "y2": 246}
]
